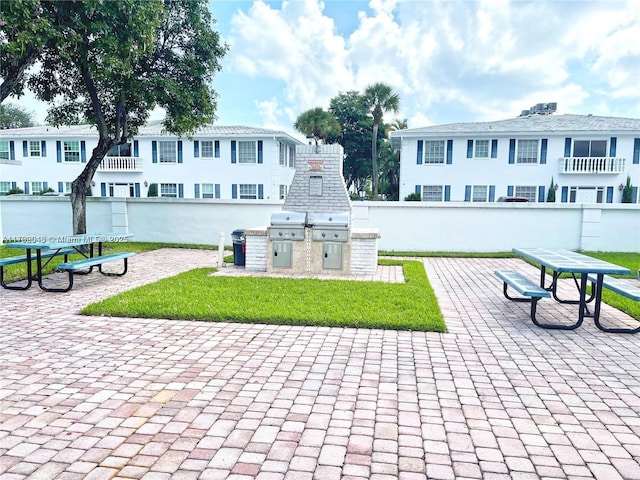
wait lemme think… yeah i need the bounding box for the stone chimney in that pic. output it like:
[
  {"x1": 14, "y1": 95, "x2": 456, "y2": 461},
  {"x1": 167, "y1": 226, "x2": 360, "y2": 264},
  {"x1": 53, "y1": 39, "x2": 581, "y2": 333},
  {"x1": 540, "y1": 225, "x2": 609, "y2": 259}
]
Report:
[{"x1": 283, "y1": 144, "x2": 351, "y2": 222}]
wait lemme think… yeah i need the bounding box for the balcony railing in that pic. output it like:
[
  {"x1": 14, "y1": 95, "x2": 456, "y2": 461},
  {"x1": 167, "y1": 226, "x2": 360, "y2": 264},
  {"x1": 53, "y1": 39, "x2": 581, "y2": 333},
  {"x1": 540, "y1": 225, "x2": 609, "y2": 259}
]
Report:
[
  {"x1": 98, "y1": 156, "x2": 143, "y2": 172},
  {"x1": 558, "y1": 157, "x2": 625, "y2": 174}
]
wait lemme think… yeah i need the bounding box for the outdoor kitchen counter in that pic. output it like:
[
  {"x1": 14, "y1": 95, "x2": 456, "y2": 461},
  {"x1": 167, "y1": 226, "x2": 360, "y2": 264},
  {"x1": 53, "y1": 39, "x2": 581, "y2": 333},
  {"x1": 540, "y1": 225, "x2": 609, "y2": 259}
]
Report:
[{"x1": 350, "y1": 227, "x2": 381, "y2": 239}]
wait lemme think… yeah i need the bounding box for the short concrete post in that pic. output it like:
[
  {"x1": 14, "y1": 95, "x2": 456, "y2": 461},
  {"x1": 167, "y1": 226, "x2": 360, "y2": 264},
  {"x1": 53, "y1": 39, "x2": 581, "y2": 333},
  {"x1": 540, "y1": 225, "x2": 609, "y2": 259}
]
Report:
[{"x1": 218, "y1": 232, "x2": 225, "y2": 267}]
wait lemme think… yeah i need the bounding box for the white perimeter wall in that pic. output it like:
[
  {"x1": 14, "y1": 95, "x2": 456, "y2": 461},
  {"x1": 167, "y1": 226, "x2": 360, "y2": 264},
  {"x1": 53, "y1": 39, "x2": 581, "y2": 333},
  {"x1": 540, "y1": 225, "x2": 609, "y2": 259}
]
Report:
[{"x1": 1, "y1": 196, "x2": 639, "y2": 252}]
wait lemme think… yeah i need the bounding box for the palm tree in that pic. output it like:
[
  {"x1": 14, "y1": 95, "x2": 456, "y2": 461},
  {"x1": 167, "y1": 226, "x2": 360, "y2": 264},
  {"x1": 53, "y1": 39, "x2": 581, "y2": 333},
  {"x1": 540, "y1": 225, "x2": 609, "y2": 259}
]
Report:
[
  {"x1": 294, "y1": 107, "x2": 341, "y2": 145},
  {"x1": 385, "y1": 118, "x2": 408, "y2": 136},
  {"x1": 364, "y1": 83, "x2": 400, "y2": 198}
]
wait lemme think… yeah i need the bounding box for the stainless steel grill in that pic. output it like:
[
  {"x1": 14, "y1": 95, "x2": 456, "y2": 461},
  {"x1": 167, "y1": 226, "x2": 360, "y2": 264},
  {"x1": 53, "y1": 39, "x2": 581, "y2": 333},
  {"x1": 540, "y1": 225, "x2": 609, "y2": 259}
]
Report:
[
  {"x1": 268, "y1": 211, "x2": 307, "y2": 241},
  {"x1": 311, "y1": 211, "x2": 349, "y2": 242}
]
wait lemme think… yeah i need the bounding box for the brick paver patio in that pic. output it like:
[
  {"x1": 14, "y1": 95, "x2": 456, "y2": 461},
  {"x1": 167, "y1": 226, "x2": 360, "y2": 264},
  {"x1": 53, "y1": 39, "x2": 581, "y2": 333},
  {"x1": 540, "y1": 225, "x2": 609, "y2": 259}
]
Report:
[{"x1": 1, "y1": 248, "x2": 639, "y2": 479}]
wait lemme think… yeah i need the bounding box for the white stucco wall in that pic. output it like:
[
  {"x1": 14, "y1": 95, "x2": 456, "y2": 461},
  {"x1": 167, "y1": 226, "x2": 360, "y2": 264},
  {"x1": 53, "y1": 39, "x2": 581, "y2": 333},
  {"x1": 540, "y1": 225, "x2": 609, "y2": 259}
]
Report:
[{"x1": 1, "y1": 196, "x2": 638, "y2": 252}]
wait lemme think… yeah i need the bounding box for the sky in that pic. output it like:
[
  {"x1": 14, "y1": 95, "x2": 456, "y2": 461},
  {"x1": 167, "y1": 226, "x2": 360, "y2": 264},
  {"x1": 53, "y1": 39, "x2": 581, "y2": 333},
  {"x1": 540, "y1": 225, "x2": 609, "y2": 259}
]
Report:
[{"x1": 9, "y1": 0, "x2": 640, "y2": 137}]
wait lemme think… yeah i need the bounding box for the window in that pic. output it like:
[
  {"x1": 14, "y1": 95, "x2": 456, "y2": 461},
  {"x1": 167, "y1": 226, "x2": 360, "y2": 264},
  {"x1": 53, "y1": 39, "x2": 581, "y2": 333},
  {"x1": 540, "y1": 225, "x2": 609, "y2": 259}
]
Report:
[
  {"x1": 160, "y1": 183, "x2": 177, "y2": 197},
  {"x1": 107, "y1": 143, "x2": 132, "y2": 157},
  {"x1": 0, "y1": 141, "x2": 8, "y2": 160},
  {"x1": 239, "y1": 184, "x2": 257, "y2": 199},
  {"x1": 289, "y1": 146, "x2": 295, "y2": 168},
  {"x1": 515, "y1": 186, "x2": 537, "y2": 202},
  {"x1": 424, "y1": 140, "x2": 445, "y2": 164},
  {"x1": 279, "y1": 143, "x2": 286, "y2": 166},
  {"x1": 573, "y1": 140, "x2": 607, "y2": 157},
  {"x1": 64, "y1": 141, "x2": 80, "y2": 162},
  {"x1": 517, "y1": 139, "x2": 539, "y2": 164},
  {"x1": 201, "y1": 141, "x2": 214, "y2": 158},
  {"x1": 422, "y1": 185, "x2": 443, "y2": 202},
  {"x1": 238, "y1": 141, "x2": 257, "y2": 164},
  {"x1": 31, "y1": 181, "x2": 43, "y2": 194},
  {"x1": 64, "y1": 182, "x2": 73, "y2": 194},
  {"x1": 0, "y1": 181, "x2": 10, "y2": 194},
  {"x1": 569, "y1": 186, "x2": 604, "y2": 203},
  {"x1": 279, "y1": 184, "x2": 287, "y2": 200},
  {"x1": 159, "y1": 141, "x2": 177, "y2": 163},
  {"x1": 202, "y1": 183, "x2": 215, "y2": 198},
  {"x1": 474, "y1": 140, "x2": 489, "y2": 158},
  {"x1": 472, "y1": 185, "x2": 488, "y2": 202},
  {"x1": 29, "y1": 141, "x2": 42, "y2": 157},
  {"x1": 108, "y1": 183, "x2": 135, "y2": 197}
]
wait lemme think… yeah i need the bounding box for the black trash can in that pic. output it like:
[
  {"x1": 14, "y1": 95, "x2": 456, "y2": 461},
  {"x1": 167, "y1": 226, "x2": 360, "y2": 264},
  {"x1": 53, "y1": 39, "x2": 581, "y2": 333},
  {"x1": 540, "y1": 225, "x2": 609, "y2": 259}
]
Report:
[{"x1": 231, "y1": 229, "x2": 246, "y2": 266}]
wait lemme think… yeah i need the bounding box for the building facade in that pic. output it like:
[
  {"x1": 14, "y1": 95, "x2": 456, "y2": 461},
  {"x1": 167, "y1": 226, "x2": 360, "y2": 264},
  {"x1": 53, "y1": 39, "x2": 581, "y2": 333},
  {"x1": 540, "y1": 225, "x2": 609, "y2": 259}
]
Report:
[
  {"x1": 0, "y1": 122, "x2": 302, "y2": 200},
  {"x1": 391, "y1": 114, "x2": 640, "y2": 204}
]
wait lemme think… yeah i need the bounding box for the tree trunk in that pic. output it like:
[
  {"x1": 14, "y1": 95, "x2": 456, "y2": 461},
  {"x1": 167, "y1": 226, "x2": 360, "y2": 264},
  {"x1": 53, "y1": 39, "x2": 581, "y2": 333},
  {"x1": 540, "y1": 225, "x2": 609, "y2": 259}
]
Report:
[
  {"x1": 70, "y1": 179, "x2": 88, "y2": 235},
  {"x1": 70, "y1": 138, "x2": 113, "y2": 234},
  {"x1": 372, "y1": 122, "x2": 379, "y2": 198}
]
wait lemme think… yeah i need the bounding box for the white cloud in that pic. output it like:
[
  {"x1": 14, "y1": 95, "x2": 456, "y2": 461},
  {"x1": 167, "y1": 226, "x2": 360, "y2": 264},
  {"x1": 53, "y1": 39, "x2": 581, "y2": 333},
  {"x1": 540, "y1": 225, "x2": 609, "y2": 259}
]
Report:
[{"x1": 230, "y1": 0, "x2": 640, "y2": 126}]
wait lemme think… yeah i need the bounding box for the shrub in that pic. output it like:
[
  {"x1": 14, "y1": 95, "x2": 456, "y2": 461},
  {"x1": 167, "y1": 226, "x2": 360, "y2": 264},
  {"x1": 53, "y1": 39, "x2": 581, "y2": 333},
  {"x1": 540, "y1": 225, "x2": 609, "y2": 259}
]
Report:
[
  {"x1": 404, "y1": 192, "x2": 421, "y2": 201},
  {"x1": 147, "y1": 183, "x2": 158, "y2": 197}
]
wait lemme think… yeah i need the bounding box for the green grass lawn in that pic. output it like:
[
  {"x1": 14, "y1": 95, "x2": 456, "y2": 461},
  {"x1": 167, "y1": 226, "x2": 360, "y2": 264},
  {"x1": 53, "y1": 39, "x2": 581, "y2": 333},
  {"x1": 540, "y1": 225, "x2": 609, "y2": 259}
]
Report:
[
  {"x1": 81, "y1": 259, "x2": 447, "y2": 332},
  {"x1": 582, "y1": 252, "x2": 640, "y2": 322},
  {"x1": 3, "y1": 243, "x2": 637, "y2": 325}
]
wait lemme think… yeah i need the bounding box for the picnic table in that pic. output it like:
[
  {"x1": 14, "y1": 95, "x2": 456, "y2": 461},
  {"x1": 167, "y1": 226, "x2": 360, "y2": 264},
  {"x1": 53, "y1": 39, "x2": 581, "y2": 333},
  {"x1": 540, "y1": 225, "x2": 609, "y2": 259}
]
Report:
[
  {"x1": 2, "y1": 233, "x2": 134, "y2": 292},
  {"x1": 497, "y1": 248, "x2": 638, "y2": 333}
]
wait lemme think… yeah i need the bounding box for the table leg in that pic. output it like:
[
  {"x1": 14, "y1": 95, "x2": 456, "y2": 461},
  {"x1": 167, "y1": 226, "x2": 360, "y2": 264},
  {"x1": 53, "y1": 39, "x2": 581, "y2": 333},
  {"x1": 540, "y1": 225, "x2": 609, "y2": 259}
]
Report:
[
  {"x1": 36, "y1": 248, "x2": 45, "y2": 290},
  {"x1": 1, "y1": 248, "x2": 35, "y2": 290},
  {"x1": 592, "y1": 274, "x2": 640, "y2": 334}
]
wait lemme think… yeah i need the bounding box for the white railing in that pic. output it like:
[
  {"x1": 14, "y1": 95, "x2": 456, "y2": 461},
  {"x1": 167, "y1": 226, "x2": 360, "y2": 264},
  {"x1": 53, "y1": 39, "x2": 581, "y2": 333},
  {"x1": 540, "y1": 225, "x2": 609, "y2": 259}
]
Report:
[
  {"x1": 98, "y1": 156, "x2": 143, "y2": 172},
  {"x1": 558, "y1": 157, "x2": 625, "y2": 174}
]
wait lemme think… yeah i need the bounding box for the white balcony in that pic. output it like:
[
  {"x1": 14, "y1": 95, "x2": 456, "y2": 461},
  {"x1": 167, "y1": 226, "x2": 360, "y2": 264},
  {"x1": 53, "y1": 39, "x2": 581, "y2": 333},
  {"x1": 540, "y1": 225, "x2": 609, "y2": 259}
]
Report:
[
  {"x1": 0, "y1": 159, "x2": 22, "y2": 166},
  {"x1": 558, "y1": 157, "x2": 625, "y2": 174},
  {"x1": 98, "y1": 156, "x2": 143, "y2": 172}
]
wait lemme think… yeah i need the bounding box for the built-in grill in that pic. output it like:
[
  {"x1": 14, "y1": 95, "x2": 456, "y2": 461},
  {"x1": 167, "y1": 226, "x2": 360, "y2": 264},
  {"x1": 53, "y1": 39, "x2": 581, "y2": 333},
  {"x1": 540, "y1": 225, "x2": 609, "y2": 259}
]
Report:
[
  {"x1": 269, "y1": 211, "x2": 307, "y2": 241},
  {"x1": 311, "y1": 212, "x2": 349, "y2": 242},
  {"x1": 311, "y1": 211, "x2": 350, "y2": 270}
]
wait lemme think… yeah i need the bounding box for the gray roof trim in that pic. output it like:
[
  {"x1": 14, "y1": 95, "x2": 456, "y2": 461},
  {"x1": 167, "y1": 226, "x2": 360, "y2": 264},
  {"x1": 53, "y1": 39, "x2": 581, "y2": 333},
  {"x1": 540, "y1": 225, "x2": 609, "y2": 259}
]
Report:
[
  {"x1": 0, "y1": 122, "x2": 304, "y2": 144},
  {"x1": 390, "y1": 114, "x2": 640, "y2": 138}
]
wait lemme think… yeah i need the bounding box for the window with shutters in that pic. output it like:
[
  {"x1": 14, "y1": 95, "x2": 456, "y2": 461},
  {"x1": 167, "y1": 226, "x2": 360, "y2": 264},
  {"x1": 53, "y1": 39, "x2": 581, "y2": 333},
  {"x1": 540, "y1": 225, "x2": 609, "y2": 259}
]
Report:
[
  {"x1": 201, "y1": 141, "x2": 214, "y2": 158},
  {"x1": 238, "y1": 141, "x2": 257, "y2": 164},
  {"x1": 31, "y1": 181, "x2": 44, "y2": 194},
  {"x1": 423, "y1": 140, "x2": 445, "y2": 164},
  {"x1": 202, "y1": 183, "x2": 215, "y2": 198},
  {"x1": 472, "y1": 185, "x2": 488, "y2": 202},
  {"x1": 159, "y1": 141, "x2": 177, "y2": 163},
  {"x1": 515, "y1": 186, "x2": 537, "y2": 202},
  {"x1": 160, "y1": 183, "x2": 177, "y2": 197},
  {"x1": 421, "y1": 185, "x2": 443, "y2": 201},
  {"x1": 516, "y1": 140, "x2": 539, "y2": 164},
  {"x1": 474, "y1": 140, "x2": 489, "y2": 158},
  {"x1": 239, "y1": 184, "x2": 257, "y2": 199},
  {"x1": 64, "y1": 141, "x2": 80, "y2": 162},
  {"x1": 29, "y1": 141, "x2": 42, "y2": 157}
]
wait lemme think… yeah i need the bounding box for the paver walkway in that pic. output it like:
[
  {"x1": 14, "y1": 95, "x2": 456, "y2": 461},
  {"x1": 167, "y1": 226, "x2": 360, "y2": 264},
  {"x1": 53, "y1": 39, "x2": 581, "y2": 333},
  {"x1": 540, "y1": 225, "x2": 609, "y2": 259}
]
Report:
[{"x1": 1, "y1": 249, "x2": 639, "y2": 480}]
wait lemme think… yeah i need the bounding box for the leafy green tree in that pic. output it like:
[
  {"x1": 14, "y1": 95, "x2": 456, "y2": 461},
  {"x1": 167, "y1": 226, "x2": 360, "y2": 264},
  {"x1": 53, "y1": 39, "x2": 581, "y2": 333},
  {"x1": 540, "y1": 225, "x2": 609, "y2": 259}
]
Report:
[
  {"x1": 0, "y1": 0, "x2": 57, "y2": 102},
  {"x1": 294, "y1": 107, "x2": 340, "y2": 145},
  {"x1": 377, "y1": 141, "x2": 400, "y2": 200},
  {"x1": 363, "y1": 83, "x2": 400, "y2": 198},
  {"x1": 17, "y1": 0, "x2": 227, "y2": 234},
  {"x1": 0, "y1": 103, "x2": 34, "y2": 128},
  {"x1": 328, "y1": 91, "x2": 373, "y2": 192}
]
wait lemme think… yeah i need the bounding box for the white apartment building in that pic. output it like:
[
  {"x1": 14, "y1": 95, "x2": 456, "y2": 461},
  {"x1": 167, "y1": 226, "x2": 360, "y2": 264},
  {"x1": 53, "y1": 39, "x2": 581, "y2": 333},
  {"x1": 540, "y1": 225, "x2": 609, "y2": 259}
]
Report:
[
  {"x1": 391, "y1": 113, "x2": 640, "y2": 204},
  {"x1": 0, "y1": 121, "x2": 302, "y2": 200}
]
